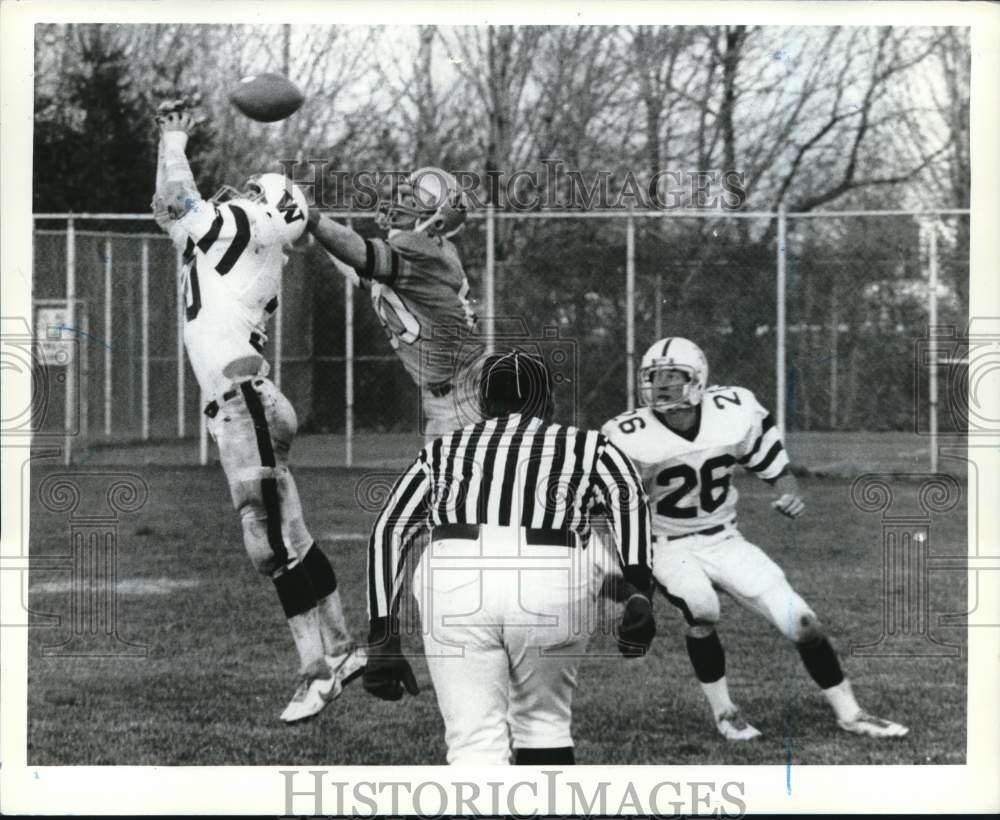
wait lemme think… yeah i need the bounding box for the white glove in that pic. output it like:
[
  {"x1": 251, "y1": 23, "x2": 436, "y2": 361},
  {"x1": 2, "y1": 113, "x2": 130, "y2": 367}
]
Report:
[{"x1": 772, "y1": 493, "x2": 805, "y2": 519}]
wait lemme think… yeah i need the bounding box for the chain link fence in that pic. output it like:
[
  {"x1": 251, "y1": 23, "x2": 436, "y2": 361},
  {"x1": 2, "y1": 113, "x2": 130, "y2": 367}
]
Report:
[{"x1": 30, "y1": 209, "x2": 969, "y2": 465}]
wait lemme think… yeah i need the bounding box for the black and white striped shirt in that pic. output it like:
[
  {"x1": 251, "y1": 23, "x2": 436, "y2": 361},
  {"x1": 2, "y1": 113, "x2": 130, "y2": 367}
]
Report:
[{"x1": 368, "y1": 413, "x2": 652, "y2": 618}]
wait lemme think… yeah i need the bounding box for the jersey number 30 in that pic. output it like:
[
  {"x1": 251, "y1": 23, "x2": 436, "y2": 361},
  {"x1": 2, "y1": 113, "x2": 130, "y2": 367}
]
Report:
[
  {"x1": 184, "y1": 261, "x2": 201, "y2": 321},
  {"x1": 656, "y1": 454, "x2": 735, "y2": 518},
  {"x1": 372, "y1": 285, "x2": 420, "y2": 347}
]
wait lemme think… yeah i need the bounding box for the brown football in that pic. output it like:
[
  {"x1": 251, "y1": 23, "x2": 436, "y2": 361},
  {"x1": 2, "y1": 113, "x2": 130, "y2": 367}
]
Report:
[{"x1": 228, "y1": 73, "x2": 304, "y2": 123}]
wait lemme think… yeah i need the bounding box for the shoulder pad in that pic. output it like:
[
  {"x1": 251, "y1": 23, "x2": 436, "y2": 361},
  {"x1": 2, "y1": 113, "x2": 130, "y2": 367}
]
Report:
[
  {"x1": 705, "y1": 384, "x2": 758, "y2": 404},
  {"x1": 389, "y1": 230, "x2": 442, "y2": 259}
]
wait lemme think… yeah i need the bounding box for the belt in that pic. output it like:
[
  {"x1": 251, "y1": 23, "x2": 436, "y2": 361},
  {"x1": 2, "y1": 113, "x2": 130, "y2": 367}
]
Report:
[
  {"x1": 661, "y1": 524, "x2": 727, "y2": 542},
  {"x1": 203, "y1": 378, "x2": 264, "y2": 418},
  {"x1": 427, "y1": 380, "x2": 453, "y2": 398},
  {"x1": 431, "y1": 523, "x2": 580, "y2": 548}
]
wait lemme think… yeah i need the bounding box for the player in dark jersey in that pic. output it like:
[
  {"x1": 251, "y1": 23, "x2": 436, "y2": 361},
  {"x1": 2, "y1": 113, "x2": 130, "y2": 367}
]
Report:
[{"x1": 308, "y1": 168, "x2": 481, "y2": 440}]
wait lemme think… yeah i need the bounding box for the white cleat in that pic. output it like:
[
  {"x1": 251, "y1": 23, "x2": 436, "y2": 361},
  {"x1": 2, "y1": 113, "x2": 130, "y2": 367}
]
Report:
[
  {"x1": 716, "y1": 708, "x2": 763, "y2": 742},
  {"x1": 280, "y1": 658, "x2": 341, "y2": 724},
  {"x1": 326, "y1": 645, "x2": 367, "y2": 689},
  {"x1": 837, "y1": 711, "x2": 909, "y2": 738}
]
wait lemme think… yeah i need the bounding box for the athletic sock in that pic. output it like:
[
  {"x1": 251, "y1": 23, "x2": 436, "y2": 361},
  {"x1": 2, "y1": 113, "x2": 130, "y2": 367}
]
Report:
[
  {"x1": 700, "y1": 678, "x2": 738, "y2": 719},
  {"x1": 821, "y1": 679, "x2": 863, "y2": 722},
  {"x1": 796, "y1": 637, "x2": 860, "y2": 721},
  {"x1": 301, "y1": 544, "x2": 353, "y2": 655},
  {"x1": 273, "y1": 563, "x2": 325, "y2": 672},
  {"x1": 686, "y1": 632, "x2": 735, "y2": 717}
]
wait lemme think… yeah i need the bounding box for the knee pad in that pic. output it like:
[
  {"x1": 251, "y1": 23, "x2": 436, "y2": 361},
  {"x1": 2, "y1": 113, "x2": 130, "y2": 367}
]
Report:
[
  {"x1": 758, "y1": 581, "x2": 820, "y2": 642},
  {"x1": 792, "y1": 611, "x2": 825, "y2": 644},
  {"x1": 239, "y1": 496, "x2": 289, "y2": 576},
  {"x1": 234, "y1": 466, "x2": 312, "y2": 576}
]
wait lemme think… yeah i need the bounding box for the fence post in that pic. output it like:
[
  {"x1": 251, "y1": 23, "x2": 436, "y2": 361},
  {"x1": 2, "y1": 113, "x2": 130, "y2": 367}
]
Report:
[
  {"x1": 776, "y1": 206, "x2": 787, "y2": 438},
  {"x1": 80, "y1": 310, "x2": 89, "y2": 440},
  {"x1": 654, "y1": 269, "x2": 663, "y2": 341},
  {"x1": 828, "y1": 281, "x2": 839, "y2": 429},
  {"x1": 926, "y1": 220, "x2": 939, "y2": 475},
  {"x1": 345, "y1": 220, "x2": 354, "y2": 468},
  {"x1": 485, "y1": 205, "x2": 495, "y2": 354},
  {"x1": 104, "y1": 237, "x2": 113, "y2": 438},
  {"x1": 176, "y1": 245, "x2": 185, "y2": 438},
  {"x1": 199, "y1": 392, "x2": 208, "y2": 465},
  {"x1": 274, "y1": 274, "x2": 284, "y2": 390},
  {"x1": 626, "y1": 211, "x2": 636, "y2": 411},
  {"x1": 141, "y1": 238, "x2": 150, "y2": 440},
  {"x1": 64, "y1": 217, "x2": 76, "y2": 466}
]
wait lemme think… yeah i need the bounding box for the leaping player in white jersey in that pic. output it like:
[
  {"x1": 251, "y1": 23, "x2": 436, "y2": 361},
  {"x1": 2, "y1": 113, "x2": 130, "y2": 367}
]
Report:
[
  {"x1": 602, "y1": 337, "x2": 908, "y2": 741},
  {"x1": 152, "y1": 102, "x2": 364, "y2": 724}
]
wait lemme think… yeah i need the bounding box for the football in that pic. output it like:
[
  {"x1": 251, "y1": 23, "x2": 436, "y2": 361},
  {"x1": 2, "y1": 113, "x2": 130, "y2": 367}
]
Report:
[{"x1": 228, "y1": 73, "x2": 304, "y2": 122}]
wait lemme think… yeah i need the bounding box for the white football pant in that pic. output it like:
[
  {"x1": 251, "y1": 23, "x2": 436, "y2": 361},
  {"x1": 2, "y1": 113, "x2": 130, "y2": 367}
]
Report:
[
  {"x1": 207, "y1": 377, "x2": 313, "y2": 576},
  {"x1": 652, "y1": 525, "x2": 815, "y2": 640},
  {"x1": 411, "y1": 525, "x2": 603, "y2": 765}
]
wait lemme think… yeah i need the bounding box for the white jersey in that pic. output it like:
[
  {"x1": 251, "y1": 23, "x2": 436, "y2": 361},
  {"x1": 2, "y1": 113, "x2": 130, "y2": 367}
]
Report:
[
  {"x1": 167, "y1": 198, "x2": 291, "y2": 398},
  {"x1": 602, "y1": 386, "x2": 789, "y2": 537}
]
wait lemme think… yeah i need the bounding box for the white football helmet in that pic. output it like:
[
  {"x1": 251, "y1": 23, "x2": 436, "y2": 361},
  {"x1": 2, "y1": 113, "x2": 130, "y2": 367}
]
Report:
[
  {"x1": 212, "y1": 172, "x2": 308, "y2": 244},
  {"x1": 375, "y1": 166, "x2": 467, "y2": 237},
  {"x1": 638, "y1": 337, "x2": 708, "y2": 411}
]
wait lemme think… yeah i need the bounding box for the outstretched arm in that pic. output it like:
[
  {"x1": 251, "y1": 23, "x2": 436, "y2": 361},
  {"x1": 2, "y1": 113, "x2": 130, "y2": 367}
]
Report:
[
  {"x1": 151, "y1": 107, "x2": 206, "y2": 251},
  {"x1": 307, "y1": 209, "x2": 367, "y2": 271},
  {"x1": 154, "y1": 109, "x2": 200, "y2": 217},
  {"x1": 151, "y1": 110, "x2": 195, "y2": 246},
  {"x1": 767, "y1": 468, "x2": 805, "y2": 518}
]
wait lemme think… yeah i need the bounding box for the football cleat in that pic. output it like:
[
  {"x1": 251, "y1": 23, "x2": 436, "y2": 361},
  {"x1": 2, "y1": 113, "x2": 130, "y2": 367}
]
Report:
[
  {"x1": 327, "y1": 645, "x2": 367, "y2": 689},
  {"x1": 837, "y1": 711, "x2": 909, "y2": 738},
  {"x1": 715, "y1": 708, "x2": 763, "y2": 741},
  {"x1": 280, "y1": 657, "x2": 341, "y2": 724}
]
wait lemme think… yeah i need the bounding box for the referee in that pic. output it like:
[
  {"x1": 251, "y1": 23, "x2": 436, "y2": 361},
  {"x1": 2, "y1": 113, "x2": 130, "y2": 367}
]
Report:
[{"x1": 362, "y1": 348, "x2": 656, "y2": 765}]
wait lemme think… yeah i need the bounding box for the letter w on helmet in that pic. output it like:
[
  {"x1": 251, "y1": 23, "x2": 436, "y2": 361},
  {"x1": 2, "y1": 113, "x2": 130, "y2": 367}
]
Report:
[{"x1": 212, "y1": 173, "x2": 309, "y2": 245}]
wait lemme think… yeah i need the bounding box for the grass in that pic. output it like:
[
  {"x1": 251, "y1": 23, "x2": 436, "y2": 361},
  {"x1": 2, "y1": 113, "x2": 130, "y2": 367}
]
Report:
[
  {"x1": 65, "y1": 429, "x2": 967, "y2": 476},
  {"x1": 27, "y1": 464, "x2": 967, "y2": 766}
]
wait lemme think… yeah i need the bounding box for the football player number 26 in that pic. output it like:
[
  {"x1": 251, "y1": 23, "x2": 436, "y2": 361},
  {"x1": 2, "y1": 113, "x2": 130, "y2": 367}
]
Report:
[{"x1": 656, "y1": 455, "x2": 735, "y2": 518}]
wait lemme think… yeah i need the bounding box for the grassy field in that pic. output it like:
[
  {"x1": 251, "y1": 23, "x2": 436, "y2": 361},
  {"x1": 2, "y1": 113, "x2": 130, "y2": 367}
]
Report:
[
  {"x1": 25, "y1": 455, "x2": 968, "y2": 767},
  {"x1": 66, "y1": 429, "x2": 968, "y2": 476}
]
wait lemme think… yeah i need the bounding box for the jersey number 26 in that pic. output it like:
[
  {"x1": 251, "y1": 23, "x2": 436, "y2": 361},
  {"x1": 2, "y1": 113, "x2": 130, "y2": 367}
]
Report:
[{"x1": 656, "y1": 454, "x2": 735, "y2": 518}]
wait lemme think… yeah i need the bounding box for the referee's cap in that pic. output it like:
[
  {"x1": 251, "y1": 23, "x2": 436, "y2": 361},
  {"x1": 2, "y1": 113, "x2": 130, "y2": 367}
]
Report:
[{"x1": 478, "y1": 348, "x2": 554, "y2": 420}]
